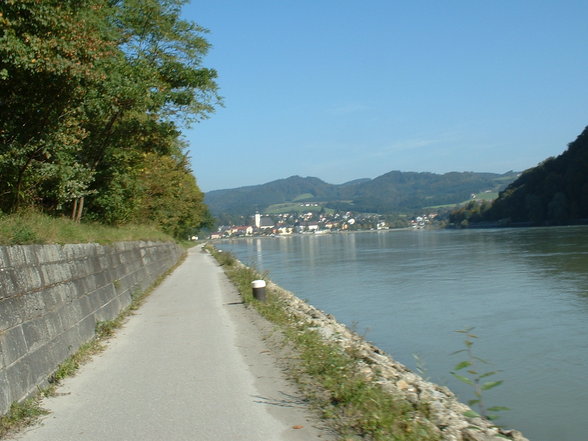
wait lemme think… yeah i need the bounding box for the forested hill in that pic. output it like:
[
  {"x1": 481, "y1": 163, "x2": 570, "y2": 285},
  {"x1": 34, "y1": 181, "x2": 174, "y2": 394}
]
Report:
[
  {"x1": 476, "y1": 126, "x2": 588, "y2": 225},
  {"x1": 205, "y1": 171, "x2": 518, "y2": 216}
]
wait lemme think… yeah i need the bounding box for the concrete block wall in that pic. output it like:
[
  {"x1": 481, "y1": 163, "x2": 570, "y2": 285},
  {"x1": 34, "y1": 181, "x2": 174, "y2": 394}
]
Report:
[{"x1": 0, "y1": 241, "x2": 183, "y2": 415}]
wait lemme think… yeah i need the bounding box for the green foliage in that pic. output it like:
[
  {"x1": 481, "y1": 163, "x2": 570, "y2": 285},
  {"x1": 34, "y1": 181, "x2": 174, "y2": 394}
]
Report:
[
  {"x1": 0, "y1": 0, "x2": 106, "y2": 212},
  {"x1": 0, "y1": 211, "x2": 174, "y2": 245},
  {"x1": 0, "y1": 0, "x2": 219, "y2": 236},
  {"x1": 458, "y1": 126, "x2": 588, "y2": 226},
  {"x1": 205, "y1": 246, "x2": 237, "y2": 267},
  {"x1": 290, "y1": 329, "x2": 437, "y2": 441},
  {"x1": 0, "y1": 397, "x2": 48, "y2": 439},
  {"x1": 132, "y1": 151, "x2": 212, "y2": 238},
  {"x1": 451, "y1": 328, "x2": 509, "y2": 422},
  {"x1": 448, "y1": 200, "x2": 493, "y2": 227}
]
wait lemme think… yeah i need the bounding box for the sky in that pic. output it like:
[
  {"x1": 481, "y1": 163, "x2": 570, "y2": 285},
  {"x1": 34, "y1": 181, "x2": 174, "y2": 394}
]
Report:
[{"x1": 181, "y1": 1, "x2": 588, "y2": 192}]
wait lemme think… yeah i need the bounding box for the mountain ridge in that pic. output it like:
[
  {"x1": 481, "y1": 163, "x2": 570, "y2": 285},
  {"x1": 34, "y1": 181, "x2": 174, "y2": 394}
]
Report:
[{"x1": 205, "y1": 170, "x2": 519, "y2": 216}]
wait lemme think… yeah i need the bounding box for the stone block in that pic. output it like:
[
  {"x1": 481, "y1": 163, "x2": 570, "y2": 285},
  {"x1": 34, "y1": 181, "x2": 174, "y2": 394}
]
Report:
[
  {"x1": 95, "y1": 270, "x2": 111, "y2": 291},
  {"x1": 40, "y1": 284, "x2": 67, "y2": 313},
  {"x1": 87, "y1": 273, "x2": 102, "y2": 293},
  {"x1": 5, "y1": 356, "x2": 33, "y2": 402},
  {"x1": 21, "y1": 317, "x2": 51, "y2": 353},
  {"x1": 0, "y1": 271, "x2": 16, "y2": 301},
  {"x1": 57, "y1": 326, "x2": 84, "y2": 358},
  {"x1": 46, "y1": 333, "x2": 72, "y2": 368},
  {"x1": 75, "y1": 314, "x2": 97, "y2": 344},
  {"x1": 47, "y1": 310, "x2": 65, "y2": 340},
  {"x1": 0, "y1": 241, "x2": 182, "y2": 415},
  {"x1": 0, "y1": 370, "x2": 11, "y2": 416},
  {"x1": 0, "y1": 333, "x2": 5, "y2": 369},
  {"x1": 19, "y1": 266, "x2": 44, "y2": 293},
  {"x1": 23, "y1": 347, "x2": 52, "y2": 390},
  {"x1": 88, "y1": 285, "x2": 117, "y2": 314},
  {"x1": 4, "y1": 246, "x2": 26, "y2": 268},
  {"x1": 94, "y1": 298, "x2": 119, "y2": 324},
  {"x1": 21, "y1": 291, "x2": 45, "y2": 323},
  {"x1": 0, "y1": 248, "x2": 9, "y2": 270},
  {"x1": 62, "y1": 243, "x2": 84, "y2": 262},
  {"x1": 0, "y1": 296, "x2": 28, "y2": 331},
  {"x1": 112, "y1": 265, "x2": 127, "y2": 282},
  {"x1": 0, "y1": 326, "x2": 29, "y2": 367},
  {"x1": 0, "y1": 268, "x2": 24, "y2": 298},
  {"x1": 77, "y1": 294, "x2": 93, "y2": 319},
  {"x1": 70, "y1": 277, "x2": 90, "y2": 301},
  {"x1": 66, "y1": 259, "x2": 89, "y2": 280},
  {"x1": 41, "y1": 261, "x2": 72, "y2": 286},
  {"x1": 21, "y1": 245, "x2": 42, "y2": 266},
  {"x1": 54, "y1": 304, "x2": 75, "y2": 333},
  {"x1": 35, "y1": 244, "x2": 63, "y2": 265}
]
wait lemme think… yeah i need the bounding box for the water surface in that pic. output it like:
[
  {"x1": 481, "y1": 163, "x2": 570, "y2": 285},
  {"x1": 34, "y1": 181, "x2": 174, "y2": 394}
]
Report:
[{"x1": 217, "y1": 227, "x2": 588, "y2": 441}]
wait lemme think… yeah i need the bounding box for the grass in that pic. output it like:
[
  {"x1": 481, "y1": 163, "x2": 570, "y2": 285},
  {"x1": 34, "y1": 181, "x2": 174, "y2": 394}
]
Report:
[
  {"x1": 293, "y1": 193, "x2": 315, "y2": 201},
  {"x1": 204, "y1": 244, "x2": 439, "y2": 441},
  {"x1": 0, "y1": 211, "x2": 175, "y2": 246},
  {"x1": 0, "y1": 253, "x2": 187, "y2": 439},
  {"x1": 264, "y1": 202, "x2": 335, "y2": 215},
  {"x1": 426, "y1": 191, "x2": 499, "y2": 210},
  {"x1": 0, "y1": 398, "x2": 48, "y2": 439}
]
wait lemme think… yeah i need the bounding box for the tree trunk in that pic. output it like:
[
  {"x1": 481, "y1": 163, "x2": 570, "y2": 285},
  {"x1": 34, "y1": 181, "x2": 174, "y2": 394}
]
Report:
[
  {"x1": 75, "y1": 197, "x2": 85, "y2": 222},
  {"x1": 71, "y1": 198, "x2": 78, "y2": 221}
]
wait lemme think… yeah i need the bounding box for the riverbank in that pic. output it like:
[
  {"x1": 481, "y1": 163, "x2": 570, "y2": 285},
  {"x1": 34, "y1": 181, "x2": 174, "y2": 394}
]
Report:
[{"x1": 206, "y1": 244, "x2": 531, "y2": 441}]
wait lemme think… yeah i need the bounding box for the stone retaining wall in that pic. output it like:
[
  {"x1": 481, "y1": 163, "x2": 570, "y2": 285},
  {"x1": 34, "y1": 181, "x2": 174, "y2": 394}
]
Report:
[
  {"x1": 266, "y1": 280, "x2": 531, "y2": 441},
  {"x1": 0, "y1": 241, "x2": 183, "y2": 415}
]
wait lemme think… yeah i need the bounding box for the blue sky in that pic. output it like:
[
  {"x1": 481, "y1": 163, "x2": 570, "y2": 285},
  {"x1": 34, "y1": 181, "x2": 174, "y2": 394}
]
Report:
[{"x1": 181, "y1": 1, "x2": 588, "y2": 192}]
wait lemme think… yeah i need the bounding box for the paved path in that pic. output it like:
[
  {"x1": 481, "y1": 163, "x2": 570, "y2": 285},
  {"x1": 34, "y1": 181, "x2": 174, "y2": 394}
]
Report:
[{"x1": 10, "y1": 246, "x2": 332, "y2": 441}]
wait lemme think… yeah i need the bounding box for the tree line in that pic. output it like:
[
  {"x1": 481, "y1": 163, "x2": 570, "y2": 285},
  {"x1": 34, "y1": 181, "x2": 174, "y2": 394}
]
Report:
[
  {"x1": 0, "y1": 0, "x2": 220, "y2": 237},
  {"x1": 450, "y1": 126, "x2": 588, "y2": 227}
]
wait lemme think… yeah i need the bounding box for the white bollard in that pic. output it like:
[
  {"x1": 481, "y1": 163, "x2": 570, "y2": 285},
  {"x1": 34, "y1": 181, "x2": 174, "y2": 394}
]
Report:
[{"x1": 251, "y1": 280, "x2": 267, "y2": 302}]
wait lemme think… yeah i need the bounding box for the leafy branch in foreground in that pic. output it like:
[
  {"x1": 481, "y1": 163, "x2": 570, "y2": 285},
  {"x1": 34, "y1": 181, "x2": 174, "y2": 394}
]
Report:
[{"x1": 451, "y1": 327, "x2": 509, "y2": 422}]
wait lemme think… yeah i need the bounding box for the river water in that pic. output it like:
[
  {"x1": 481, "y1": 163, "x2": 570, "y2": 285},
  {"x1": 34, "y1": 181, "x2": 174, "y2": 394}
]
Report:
[{"x1": 216, "y1": 226, "x2": 588, "y2": 441}]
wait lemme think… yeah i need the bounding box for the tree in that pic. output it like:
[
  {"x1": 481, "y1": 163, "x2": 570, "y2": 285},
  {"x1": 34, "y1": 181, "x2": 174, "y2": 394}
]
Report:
[
  {"x1": 0, "y1": 0, "x2": 221, "y2": 234},
  {"x1": 133, "y1": 150, "x2": 213, "y2": 237},
  {"x1": 477, "y1": 125, "x2": 588, "y2": 226},
  {"x1": 78, "y1": 0, "x2": 221, "y2": 222},
  {"x1": 0, "y1": 0, "x2": 115, "y2": 213}
]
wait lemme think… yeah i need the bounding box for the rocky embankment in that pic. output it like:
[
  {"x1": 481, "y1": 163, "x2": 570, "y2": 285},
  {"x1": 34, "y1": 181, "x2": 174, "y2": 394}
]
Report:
[{"x1": 265, "y1": 280, "x2": 530, "y2": 441}]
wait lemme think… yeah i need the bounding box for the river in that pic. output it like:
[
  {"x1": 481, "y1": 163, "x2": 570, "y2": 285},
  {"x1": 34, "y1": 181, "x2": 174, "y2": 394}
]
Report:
[{"x1": 216, "y1": 226, "x2": 588, "y2": 441}]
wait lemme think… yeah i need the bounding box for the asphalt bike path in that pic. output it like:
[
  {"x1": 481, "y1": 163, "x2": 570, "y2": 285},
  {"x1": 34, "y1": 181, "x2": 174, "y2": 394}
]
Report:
[{"x1": 9, "y1": 246, "x2": 332, "y2": 441}]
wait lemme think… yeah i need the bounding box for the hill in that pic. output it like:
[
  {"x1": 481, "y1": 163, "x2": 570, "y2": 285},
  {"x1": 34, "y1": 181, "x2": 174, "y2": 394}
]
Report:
[
  {"x1": 476, "y1": 126, "x2": 588, "y2": 225},
  {"x1": 205, "y1": 171, "x2": 519, "y2": 216}
]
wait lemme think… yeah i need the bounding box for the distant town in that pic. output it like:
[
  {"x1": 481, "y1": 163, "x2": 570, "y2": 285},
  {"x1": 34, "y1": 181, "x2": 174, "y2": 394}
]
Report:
[{"x1": 208, "y1": 208, "x2": 439, "y2": 239}]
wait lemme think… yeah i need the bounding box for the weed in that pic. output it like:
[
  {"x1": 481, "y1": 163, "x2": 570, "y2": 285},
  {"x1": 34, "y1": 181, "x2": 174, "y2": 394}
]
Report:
[
  {"x1": 203, "y1": 244, "x2": 236, "y2": 267},
  {"x1": 0, "y1": 397, "x2": 48, "y2": 438},
  {"x1": 48, "y1": 340, "x2": 103, "y2": 386},
  {"x1": 10, "y1": 224, "x2": 41, "y2": 245},
  {"x1": 96, "y1": 319, "x2": 121, "y2": 339},
  {"x1": 451, "y1": 327, "x2": 509, "y2": 421}
]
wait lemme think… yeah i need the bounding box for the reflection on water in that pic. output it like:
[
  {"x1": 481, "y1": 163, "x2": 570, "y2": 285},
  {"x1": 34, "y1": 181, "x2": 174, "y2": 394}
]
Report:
[{"x1": 218, "y1": 227, "x2": 588, "y2": 441}]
